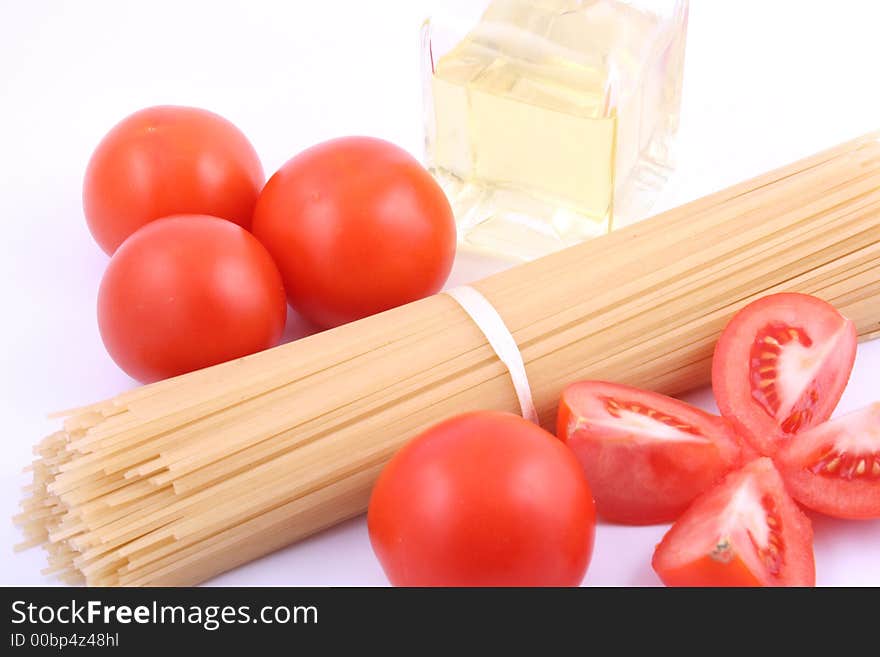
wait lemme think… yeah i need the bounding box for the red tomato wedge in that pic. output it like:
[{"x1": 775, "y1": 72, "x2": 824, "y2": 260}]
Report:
[
  {"x1": 652, "y1": 458, "x2": 815, "y2": 587},
  {"x1": 775, "y1": 403, "x2": 880, "y2": 519},
  {"x1": 712, "y1": 293, "x2": 857, "y2": 456},
  {"x1": 557, "y1": 382, "x2": 748, "y2": 524}
]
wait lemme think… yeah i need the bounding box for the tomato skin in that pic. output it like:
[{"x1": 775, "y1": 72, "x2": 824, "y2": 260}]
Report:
[
  {"x1": 368, "y1": 411, "x2": 596, "y2": 587},
  {"x1": 775, "y1": 404, "x2": 880, "y2": 519},
  {"x1": 712, "y1": 293, "x2": 857, "y2": 456},
  {"x1": 657, "y1": 554, "x2": 765, "y2": 588},
  {"x1": 97, "y1": 215, "x2": 287, "y2": 383},
  {"x1": 252, "y1": 137, "x2": 456, "y2": 329},
  {"x1": 558, "y1": 382, "x2": 747, "y2": 525},
  {"x1": 652, "y1": 458, "x2": 815, "y2": 587},
  {"x1": 84, "y1": 106, "x2": 264, "y2": 254}
]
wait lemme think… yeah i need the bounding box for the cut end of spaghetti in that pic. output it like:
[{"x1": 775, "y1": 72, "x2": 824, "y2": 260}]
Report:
[{"x1": 15, "y1": 400, "x2": 172, "y2": 586}]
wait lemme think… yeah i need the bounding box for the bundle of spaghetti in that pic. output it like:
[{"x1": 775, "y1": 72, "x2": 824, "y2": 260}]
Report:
[{"x1": 16, "y1": 132, "x2": 880, "y2": 586}]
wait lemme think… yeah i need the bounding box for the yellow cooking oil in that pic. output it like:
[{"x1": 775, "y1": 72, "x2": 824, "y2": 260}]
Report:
[{"x1": 424, "y1": 0, "x2": 688, "y2": 260}]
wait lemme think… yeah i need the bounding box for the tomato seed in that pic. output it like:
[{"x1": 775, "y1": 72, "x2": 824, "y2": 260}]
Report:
[
  {"x1": 809, "y1": 450, "x2": 880, "y2": 480},
  {"x1": 601, "y1": 397, "x2": 704, "y2": 436}
]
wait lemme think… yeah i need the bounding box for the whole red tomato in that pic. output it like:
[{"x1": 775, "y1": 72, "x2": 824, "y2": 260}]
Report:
[
  {"x1": 252, "y1": 137, "x2": 456, "y2": 329},
  {"x1": 84, "y1": 106, "x2": 264, "y2": 254},
  {"x1": 97, "y1": 215, "x2": 287, "y2": 383},
  {"x1": 368, "y1": 411, "x2": 596, "y2": 586}
]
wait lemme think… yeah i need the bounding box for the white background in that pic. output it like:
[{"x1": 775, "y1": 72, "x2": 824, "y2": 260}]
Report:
[{"x1": 1, "y1": 0, "x2": 878, "y2": 586}]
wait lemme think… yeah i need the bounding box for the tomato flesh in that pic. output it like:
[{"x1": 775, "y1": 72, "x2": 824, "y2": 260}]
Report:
[
  {"x1": 652, "y1": 458, "x2": 815, "y2": 587},
  {"x1": 712, "y1": 293, "x2": 857, "y2": 456},
  {"x1": 557, "y1": 382, "x2": 747, "y2": 524},
  {"x1": 368, "y1": 411, "x2": 596, "y2": 586},
  {"x1": 775, "y1": 403, "x2": 880, "y2": 519}
]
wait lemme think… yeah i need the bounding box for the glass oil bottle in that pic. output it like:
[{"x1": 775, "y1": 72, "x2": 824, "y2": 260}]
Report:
[{"x1": 422, "y1": 0, "x2": 689, "y2": 260}]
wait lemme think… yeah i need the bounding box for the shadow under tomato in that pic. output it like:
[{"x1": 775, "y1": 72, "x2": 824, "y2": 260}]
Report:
[
  {"x1": 280, "y1": 305, "x2": 323, "y2": 344},
  {"x1": 808, "y1": 511, "x2": 880, "y2": 545}
]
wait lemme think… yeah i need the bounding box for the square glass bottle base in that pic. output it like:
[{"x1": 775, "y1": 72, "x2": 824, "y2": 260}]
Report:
[
  {"x1": 434, "y1": 173, "x2": 610, "y2": 262},
  {"x1": 434, "y1": 146, "x2": 676, "y2": 262}
]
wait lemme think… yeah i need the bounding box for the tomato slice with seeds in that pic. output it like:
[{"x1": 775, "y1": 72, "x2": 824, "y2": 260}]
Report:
[
  {"x1": 775, "y1": 403, "x2": 880, "y2": 519},
  {"x1": 712, "y1": 293, "x2": 857, "y2": 456},
  {"x1": 557, "y1": 381, "x2": 747, "y2": 524},
  {"x1": 652, "y1": 458, "x2": 815, "y2": 587}
]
